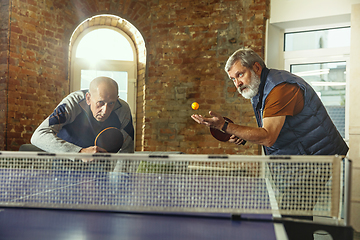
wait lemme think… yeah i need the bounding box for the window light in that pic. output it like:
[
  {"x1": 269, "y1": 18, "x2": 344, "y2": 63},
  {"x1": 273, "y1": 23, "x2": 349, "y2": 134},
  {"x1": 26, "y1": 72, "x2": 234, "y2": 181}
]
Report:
[{"x1": 76, "y1": 29, "x2": 134, "y2": 61}]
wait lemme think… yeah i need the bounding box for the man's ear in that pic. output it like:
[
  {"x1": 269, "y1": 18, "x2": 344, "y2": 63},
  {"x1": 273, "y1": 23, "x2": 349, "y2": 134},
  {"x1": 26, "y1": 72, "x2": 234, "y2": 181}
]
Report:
[
  {"x1": 252, "y1": 62, "x2": 263, "y2": 77},
  {"x1": 85, "y1": 92, "x2": 91, "y2": 106}
]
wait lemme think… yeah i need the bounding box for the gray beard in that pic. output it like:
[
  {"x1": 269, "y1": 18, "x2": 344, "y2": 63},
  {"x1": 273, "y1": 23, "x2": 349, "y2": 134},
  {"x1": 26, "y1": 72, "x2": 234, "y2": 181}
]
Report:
[{"x1": 238, "y1": 70, "x2": 261, "y2": 99}]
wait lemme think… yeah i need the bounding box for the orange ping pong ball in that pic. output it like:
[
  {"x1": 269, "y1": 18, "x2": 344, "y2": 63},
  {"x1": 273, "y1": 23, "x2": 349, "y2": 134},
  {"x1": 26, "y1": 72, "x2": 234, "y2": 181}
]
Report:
[{"x1": 191, "y1": 102, "x2": 199, "y2": 110}]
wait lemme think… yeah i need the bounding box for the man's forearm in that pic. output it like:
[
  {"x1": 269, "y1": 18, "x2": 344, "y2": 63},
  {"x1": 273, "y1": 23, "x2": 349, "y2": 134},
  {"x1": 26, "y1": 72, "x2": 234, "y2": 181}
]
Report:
[
  {"x1": 31, "y1": 120, "x2": 82, "y2": 153},
  {"x1": 225, "y1": 122, "x2": 271, "y2": 146},
  {"x1": 225, "y1": 116, "x2": 286, "y2": 147}
]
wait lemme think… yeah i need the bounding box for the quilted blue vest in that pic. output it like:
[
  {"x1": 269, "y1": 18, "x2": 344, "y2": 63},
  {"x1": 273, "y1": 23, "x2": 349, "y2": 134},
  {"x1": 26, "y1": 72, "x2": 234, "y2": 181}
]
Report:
[{"x1": 251, "y1": 69, "x2": 348, "y2": 156}]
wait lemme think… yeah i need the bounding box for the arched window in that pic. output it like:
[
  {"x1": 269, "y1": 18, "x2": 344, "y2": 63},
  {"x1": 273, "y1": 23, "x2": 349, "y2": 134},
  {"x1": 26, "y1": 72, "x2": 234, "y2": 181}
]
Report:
[
  {"x1": 69, "y1": 14, "x2": 147, "y2": 150},
  {"x1": 70, "y1": 26, "x2": 137, "y2": 119}
]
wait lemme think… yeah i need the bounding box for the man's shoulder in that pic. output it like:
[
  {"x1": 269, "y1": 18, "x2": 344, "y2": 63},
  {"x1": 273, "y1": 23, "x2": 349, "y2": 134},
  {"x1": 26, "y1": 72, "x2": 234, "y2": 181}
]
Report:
[
  {"x1": 54, "y1": 90, "x2": 87, "y2": 117},
  {"x1": 114, "y1": 97, "x2": 131, "y2": 112},
  {"x1": 112, "y1": 98, "x2": 133, "y2": 123},
  {"x1": 267, "y1": 69, "x2": 293, "y2": 79},
  {"x1": 60, "y1": 90, "x2": 87, "y2": 105},
  {"x1": 267, "y1": 69, "x2": 305, "y2": 84},
  {"x1": 67, "y1": 90, "x2": 87, "y2": 99}
]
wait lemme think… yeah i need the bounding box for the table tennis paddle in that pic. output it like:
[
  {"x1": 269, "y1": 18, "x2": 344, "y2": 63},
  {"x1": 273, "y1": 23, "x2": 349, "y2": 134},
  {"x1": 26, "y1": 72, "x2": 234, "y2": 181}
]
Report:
[
  {"x1": 210, "y1": 117, "x2": 246, "y2": 145},
  {"x1": 94, "y1": 127, "x2": 124, "y2": 153}
]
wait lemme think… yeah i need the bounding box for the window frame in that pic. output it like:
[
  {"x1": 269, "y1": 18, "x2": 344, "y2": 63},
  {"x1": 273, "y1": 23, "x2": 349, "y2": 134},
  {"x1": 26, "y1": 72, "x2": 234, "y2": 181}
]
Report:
[
  {"x1": 283, "y1": 26, "x2": 351, "y2": 52},
  {"x1": 283, "y1": 39, "x2": 350, "y2": 141}
]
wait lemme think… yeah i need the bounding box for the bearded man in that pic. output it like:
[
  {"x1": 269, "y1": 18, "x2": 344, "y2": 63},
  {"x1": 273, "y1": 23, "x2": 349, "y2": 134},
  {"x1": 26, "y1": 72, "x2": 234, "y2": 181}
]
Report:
[{"x1": 191, "y1": 48, "x2": 348, "y2": 156}]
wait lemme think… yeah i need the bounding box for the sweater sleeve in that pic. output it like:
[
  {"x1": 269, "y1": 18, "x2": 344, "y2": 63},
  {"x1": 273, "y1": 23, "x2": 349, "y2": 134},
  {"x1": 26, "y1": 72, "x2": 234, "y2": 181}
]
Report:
[{"x1": 30, "y1": 92, "x2": 85, "y2": 153}]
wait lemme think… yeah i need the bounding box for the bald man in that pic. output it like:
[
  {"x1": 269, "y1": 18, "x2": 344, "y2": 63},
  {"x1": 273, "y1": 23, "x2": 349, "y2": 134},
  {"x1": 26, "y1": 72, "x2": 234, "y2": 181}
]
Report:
[{"x1": 31, "y1": 77, "x2": 134, "y2": 154}]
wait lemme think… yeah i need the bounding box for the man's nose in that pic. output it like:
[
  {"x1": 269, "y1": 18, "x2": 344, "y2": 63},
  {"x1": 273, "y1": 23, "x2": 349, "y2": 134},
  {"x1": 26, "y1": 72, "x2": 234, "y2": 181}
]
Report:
[
  {"x1": 234, "y1": 78, "x2": 243, "y2": 88},
  {"x1": 101, "y1": 104, "x2": 110, "y2": 114}
]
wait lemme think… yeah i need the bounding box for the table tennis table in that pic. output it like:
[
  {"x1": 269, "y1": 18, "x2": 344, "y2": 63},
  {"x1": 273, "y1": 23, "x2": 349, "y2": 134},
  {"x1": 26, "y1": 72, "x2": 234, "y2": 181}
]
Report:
[{"x1": 0, "y1": 152, "x2": 353, "y2": 240}]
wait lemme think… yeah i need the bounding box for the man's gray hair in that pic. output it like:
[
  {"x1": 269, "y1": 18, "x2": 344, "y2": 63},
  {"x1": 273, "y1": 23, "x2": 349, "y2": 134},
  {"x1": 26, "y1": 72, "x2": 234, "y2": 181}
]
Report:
[{"x1": 224, "y1": 48, "x2": 266, "y2": 72}]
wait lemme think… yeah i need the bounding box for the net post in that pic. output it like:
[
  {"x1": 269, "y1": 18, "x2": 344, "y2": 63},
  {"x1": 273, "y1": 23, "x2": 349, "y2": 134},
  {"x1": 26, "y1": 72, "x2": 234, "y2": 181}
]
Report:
[
  {"x1": 343, "y1": 157, "x2": 352, "y2": 226},
  {"x1": 331, "y1": 155, "x2": 341, "y2": 218}
]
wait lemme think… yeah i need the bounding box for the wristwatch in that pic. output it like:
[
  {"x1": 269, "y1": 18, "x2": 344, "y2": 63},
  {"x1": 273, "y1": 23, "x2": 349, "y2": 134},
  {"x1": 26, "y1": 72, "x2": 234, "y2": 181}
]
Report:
[{"x1": 221, "y1": 120, "x2": 229, "y2": 133}]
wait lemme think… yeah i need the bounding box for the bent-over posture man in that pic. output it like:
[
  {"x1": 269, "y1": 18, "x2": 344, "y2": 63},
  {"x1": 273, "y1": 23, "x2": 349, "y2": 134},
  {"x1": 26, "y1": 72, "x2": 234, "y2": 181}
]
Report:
[
  {"x1": 31, "y1": 76, "x2": 134, "y2": 155},
  {"x1": 192, "y1": 48, "x2": 348, "y2": 156},
  {"x1": 191, "y1": 48, "x2": 348, "y2": 220}
]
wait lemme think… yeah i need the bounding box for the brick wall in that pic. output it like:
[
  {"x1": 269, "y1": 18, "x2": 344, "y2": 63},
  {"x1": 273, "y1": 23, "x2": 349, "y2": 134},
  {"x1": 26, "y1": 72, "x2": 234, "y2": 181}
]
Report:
[
  {"x1": 144, "y1": 0, "x2": 269, "y2": 154},
  {"x1": 4, "y1": 0, "x2": 75, "y2": 150},
  {"x1": 2, "y1": 0, "x2": 269, "y2": 154},
  {"x1": 0, "y1": 0, "x2": 9, "y2": 150}
]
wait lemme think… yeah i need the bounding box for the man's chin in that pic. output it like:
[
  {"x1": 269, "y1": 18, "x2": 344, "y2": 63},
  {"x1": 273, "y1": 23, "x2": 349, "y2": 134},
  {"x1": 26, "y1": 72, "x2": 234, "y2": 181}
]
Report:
[
  {"x1": 241, "y1": 94, "x2": 252, "y2": 99},
  {"x1": 96, "y1": 116, "x2": 106, "y2": 122},
  {"x1": 241, "y1": 90, "x2": 258, "y2": 99}
]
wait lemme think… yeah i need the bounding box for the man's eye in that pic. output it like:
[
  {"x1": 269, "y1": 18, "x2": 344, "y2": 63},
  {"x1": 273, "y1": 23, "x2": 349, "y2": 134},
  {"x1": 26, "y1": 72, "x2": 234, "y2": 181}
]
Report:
[{"x1": 97, "y1": 101, "x2": 105, "y2": 107}]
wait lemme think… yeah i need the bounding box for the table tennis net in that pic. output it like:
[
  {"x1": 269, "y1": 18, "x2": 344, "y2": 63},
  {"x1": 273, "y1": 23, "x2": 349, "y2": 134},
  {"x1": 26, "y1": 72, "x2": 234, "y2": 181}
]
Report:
[{"x1": 0, "y1": 152, "x2": 346, "y2": 220}]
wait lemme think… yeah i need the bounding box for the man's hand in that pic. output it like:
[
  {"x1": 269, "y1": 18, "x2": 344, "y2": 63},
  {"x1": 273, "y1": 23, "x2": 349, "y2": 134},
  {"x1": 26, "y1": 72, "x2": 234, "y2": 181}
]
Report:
[
  {"x1": 80, "y1": 146, "x2": 108, "y2": 154},
  {"x1": 191, "y1": 111, "x2": 225, "y2": 130},
  {"x1": 192, "y1": 111, "x2": 286, "y2": 147},
  {"x1": 229, "y1": 135, "x2": 246, "y2": 145},
  {"x1": 79, "y1": 146, "x2": 108, "y2": 162}
]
